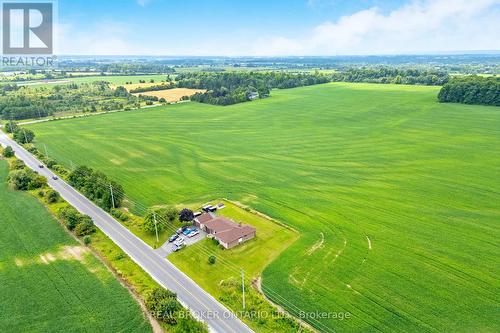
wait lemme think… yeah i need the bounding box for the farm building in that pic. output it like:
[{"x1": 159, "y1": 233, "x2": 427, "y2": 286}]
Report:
[{"x1": 194, "y1": 213, "x2": 256, "y2": 249}]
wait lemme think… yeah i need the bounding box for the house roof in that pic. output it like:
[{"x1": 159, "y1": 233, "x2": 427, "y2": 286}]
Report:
[
  {"x1": 216, "y1": 225, "x2": 255, "y2": 244},
  {"x1": 203, "y1": 216, "x2": 236, "y2": 233},
  {"x1": 204, "y1": 216, "x2": 256, "y2": 244},
  {"x1": 195, "y1": 212, "x2": 214, "y2": 224}
]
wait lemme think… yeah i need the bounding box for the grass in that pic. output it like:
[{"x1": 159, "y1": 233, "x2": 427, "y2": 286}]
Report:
[
  {"x1": 27, "y1": 82, "x2": 500, "y2": 332},
  {"x1": 19, "y1": 74, "x2": 171, "y2": 87},
  {"x1": 0, "y1": 160, "x2": 151, "y2": 333}
]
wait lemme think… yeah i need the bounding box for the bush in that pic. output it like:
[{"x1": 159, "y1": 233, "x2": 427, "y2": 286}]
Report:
[
  {"x1": 74, "y1": 216, "x2": 96, "y2": 236},
  {"x1": 10, "y1": 159, "x2": 25, "y2": 170},
  {"x1": 146, "y1": 288, "x2": 181, "y2": 325},
  {"x1": 7, "y1": 168, "x2": 45, "y2": 190},
  {"x1": 83, "y1": 235, "x2": 91, "y2": 245},
  {"x1": 46, "y1": 189, "x2": 60, "y2": 203},
  {"x1": 58, "y1": 206, "x2": 81, "y2": 231},
  {"x1": 2, "y1": 146, "x2": 14, "y2": 158},
  {"x1": 208, "y1": 255, "x2": 216, "y2": 265},
  {"x1": 111, "y1": 208, "x2": 129, "y2": 222}
]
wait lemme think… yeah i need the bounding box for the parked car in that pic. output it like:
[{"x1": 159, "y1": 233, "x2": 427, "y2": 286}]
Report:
[
  {"x1": 168, "y1": 234, "x2": 179, "y2": 243},
  {"x1": 177, "y1": 226, "x2": 189, "y2": 235},
  {"x1": 172, "y1": 243, "x2": 185, "y2": 252},
  {"x1": 182, "y1": 227, "x2": 194, "y2": 236},
  {"x1": 174, "y1": 237, "x2": 185, "y2": 246},
  {"x1": 188, "y1": 230, "x2": 199, "y2": 238}
]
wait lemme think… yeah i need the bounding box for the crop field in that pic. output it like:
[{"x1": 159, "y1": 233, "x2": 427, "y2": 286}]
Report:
[
  {"x1": 28, "y1": 82, "x2": 500, "y2": 332},
  {"x1": 133, "y1": 88, "x2": 206, "y2": 102},
  {"x1": 0, "y1": 161, "x2": 151, "y2": 332},
  {"x1": 19, "y1": 74, "x2": 170, "y2": 88}
]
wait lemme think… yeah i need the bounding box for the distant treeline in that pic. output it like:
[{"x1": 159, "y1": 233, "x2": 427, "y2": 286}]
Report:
[
  {"x1": 175, "y1": 72, "x2": 329, "y2": 105},
  {"x1": 332, "y1": 67, "x2": 449, "y2": 85},
  {"x1": 438, "y1": 76, "x2": 500, "y2": 106},
  {"x1": 0, "y1": 81, "x2": 139, "y2": 120}
]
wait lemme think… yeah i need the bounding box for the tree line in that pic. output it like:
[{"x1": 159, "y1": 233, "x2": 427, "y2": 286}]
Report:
[
  {"x1": 175, "y1": 71, "x2": 329, "y2": 106},
  {"x1": 438, "y1": 75, "x2": 500, "y2": 106},
  {"x1": 331, "y1": 67, "x2": 450, "y2": 85}
]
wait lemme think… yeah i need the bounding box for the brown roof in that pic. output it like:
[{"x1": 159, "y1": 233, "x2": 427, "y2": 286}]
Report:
[
  {"x1": 217, "y1": 225, "x2": 255, "y2": 244},
  {"x1": 203, "y1": 216, "x2": 236, "y2": 233},
  {"x1": 195, "y1": 212, "x2": 214, "y2": 224},
  {"x1": 204, "y1": 216, "x2": 256, "y2": 244}
]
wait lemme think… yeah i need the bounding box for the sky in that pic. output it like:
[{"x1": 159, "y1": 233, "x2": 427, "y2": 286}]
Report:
[{"x1": 54, "y1": 0, "x2": 500, "y2": 56}]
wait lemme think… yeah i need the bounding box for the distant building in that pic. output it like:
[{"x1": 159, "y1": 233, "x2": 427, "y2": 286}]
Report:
[{"x1": 248, "y1": 92, "x2": 259, "y2": 100}]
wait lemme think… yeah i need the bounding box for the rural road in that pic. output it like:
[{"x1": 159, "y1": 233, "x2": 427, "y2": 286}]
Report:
[{"x1": 0, "y1": 132, "x2": 253, "y2": 333}]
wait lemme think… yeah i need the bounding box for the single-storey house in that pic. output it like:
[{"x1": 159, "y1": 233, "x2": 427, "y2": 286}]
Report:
[{"x1": 194, "y1": 213, "x2": 256, "y2": 249}]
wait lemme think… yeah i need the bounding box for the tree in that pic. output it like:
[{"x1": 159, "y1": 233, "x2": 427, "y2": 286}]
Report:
[
  {"x1": 145, "y1": 288, "x2": 181, "y2": 324},
  {"x1": 7, "y1": 168, "x2": 45, "y2": 190},
  {"x1": 58, "y1": 206, "x2": 82, "y2": 231},
  {"x1": 208, "y1": 255, "x2": 216, "y2": 265},
  {"x1": 179, "y1": 208, "x2": 194, "y2": 222},
  {"x1": 2, "y1": 146, "x2": 14, "y2": 158},
  {"x1": 4, "y1": 121, "x2": 18, "y2": 133},
  {"x1": 74, "y1": 216, "x2": 96, "y2": 236},
  {"x1": 13, "y1": 128, "x2": 35, "y2": 144},
  {"x1": 142, "y1": 209, "x2": 166, "y2": 234}
]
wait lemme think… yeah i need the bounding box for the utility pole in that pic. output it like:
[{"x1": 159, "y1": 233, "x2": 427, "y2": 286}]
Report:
[
  {"x1": 241, "y1": 268, "x2": 246, "y2": 310},
  {"x1": 153, "y1": 212, "x2": 159, "y2": 243},
  {"x1": 109, "y1": 184, "x2": 115, "y2": 209}
]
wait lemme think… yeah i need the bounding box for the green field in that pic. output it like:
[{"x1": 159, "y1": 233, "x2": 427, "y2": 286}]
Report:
[
  {"x1": 0, "y1": 160, "x2": 151, "y2": 332},
  {"x1": 28, "y1": 82, "x2": 500, "y2": 332},
  {"x1": 19, "y1": 74, "x2": 170, "y2": 88}
]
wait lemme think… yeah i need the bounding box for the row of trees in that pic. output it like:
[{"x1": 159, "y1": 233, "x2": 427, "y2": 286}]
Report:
[
  {"x1": 437, "y1": 75, "x2": 500, "y2": 106},
  {"x1": 331, "y1": 67, "x2": 450, "y2": 85},
  {"x1": 0, "y1": 81, "x2": 139, "y2": 121},
  {"x1": 68, "y1": 166, "x2": 124, "y2": 211},
  {"x1": 58, "y1": 206, "x2": 96, "y2": 237},
  {"x1": 175, "y1": 71, "x2": 329, "y2": 106}
]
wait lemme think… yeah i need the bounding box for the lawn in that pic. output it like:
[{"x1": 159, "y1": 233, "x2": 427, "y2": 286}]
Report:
[
  {"x1": 27, "y1": 82, "x2": 500, "y2": 332},
  {"x1": 0, "y1": 160, "x2": 151, "y2": 332}
]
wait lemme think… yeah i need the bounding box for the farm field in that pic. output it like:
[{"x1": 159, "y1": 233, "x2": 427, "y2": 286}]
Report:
[
  {"x1": 0, "y1": 161, "x2": 151, "y2": 332},
  {"x1": 133, "y1": 88, "x2": 206, "y2": 102},
  {"x1": 28, "y1": 82, "x2": 500, "y2": 332},
  {"x1": 18, "y1": 74, "x2": 170, "y2": 87}
]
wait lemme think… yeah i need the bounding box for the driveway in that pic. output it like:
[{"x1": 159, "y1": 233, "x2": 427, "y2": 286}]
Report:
[{"x1": 155, "y1": 229, "x2": 207, "y2": 257}]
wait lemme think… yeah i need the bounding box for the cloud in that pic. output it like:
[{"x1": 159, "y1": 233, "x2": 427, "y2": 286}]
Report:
[
  {"x1": 251, "y1": 0, "x2": 500, "y2": 55},
  {"x1": 136, "y1": 0, "x2": 152, "y2": 6},
  {"x1": 56, "y1": 20, "x2": 144, "y2": 55}
]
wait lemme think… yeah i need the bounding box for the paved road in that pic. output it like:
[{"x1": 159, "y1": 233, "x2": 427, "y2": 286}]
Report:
[{"x1": 0, "y1": 132, "x2": 253, "y2": 333}]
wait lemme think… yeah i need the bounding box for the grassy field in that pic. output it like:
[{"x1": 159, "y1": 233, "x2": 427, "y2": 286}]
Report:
[
  {"x1": 0, "y1": 160, "x2": 151, "y2": 332},
  {"x1": 19, "y1": 74, "x2": 170, "y2": 87},
  {"x1": 28, "y1": 82, "x2": 500, "y2": 332}
]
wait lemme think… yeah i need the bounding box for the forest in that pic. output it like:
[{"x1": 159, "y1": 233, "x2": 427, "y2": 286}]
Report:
[
  {"x1": 438, "y1": 76, "x2": 500, "y2": 106},
  {"x1": 175, "y1": 71, "x2": 329, "y2": 105}
]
